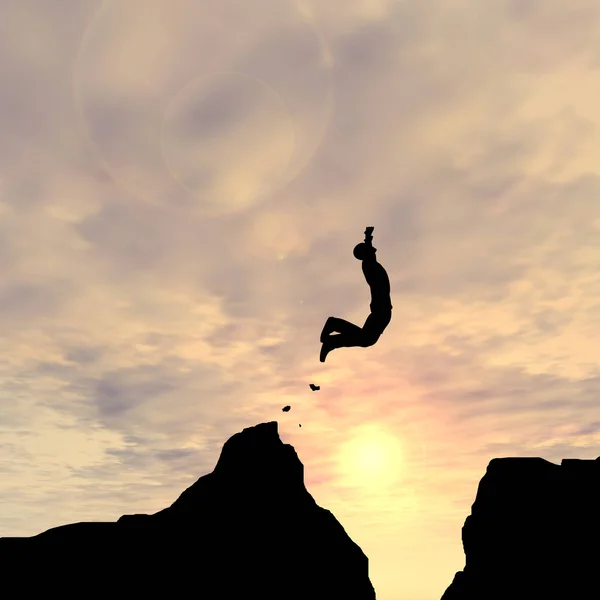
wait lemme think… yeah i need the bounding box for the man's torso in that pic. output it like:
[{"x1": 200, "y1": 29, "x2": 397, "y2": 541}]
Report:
[{"x1": 362, "y1": 259, "x2": 393, "y2": 311}]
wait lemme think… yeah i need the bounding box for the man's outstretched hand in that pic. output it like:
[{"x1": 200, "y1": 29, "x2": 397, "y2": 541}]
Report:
[{"x1": 365, "y1": 226, "x2": 374, "y2": 242}]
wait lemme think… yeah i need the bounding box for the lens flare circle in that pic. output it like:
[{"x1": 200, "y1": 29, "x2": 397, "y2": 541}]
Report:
[
  {"x1": 159, "y1": 71, "x2": 296, "y2": 214},
  {"x1": 71, "y1": 0, "x2": 335, "y2": 216}
]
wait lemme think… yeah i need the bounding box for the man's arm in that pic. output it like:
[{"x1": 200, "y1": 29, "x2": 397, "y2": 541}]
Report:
[{"x1": 361, "y1": 226, "x2": 378, "y2": 266}]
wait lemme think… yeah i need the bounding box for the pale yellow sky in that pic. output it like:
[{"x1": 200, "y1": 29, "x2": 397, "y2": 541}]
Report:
[{"x1": 2, "y1": 1, "x2": 600, "y2": 598}]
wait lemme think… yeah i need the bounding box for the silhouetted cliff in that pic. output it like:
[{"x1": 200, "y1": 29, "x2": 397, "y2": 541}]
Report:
[
  {"x1": 0, "y1": 421, "x2": 376, "y2": 599},
  {"x1": 441, "y1": 457, "x2": 600, "y2": 600}
]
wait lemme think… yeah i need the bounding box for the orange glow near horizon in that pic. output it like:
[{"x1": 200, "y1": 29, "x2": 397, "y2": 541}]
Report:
[{"x1": 337, "y1": 425, "x2": 404, "y2": 491}]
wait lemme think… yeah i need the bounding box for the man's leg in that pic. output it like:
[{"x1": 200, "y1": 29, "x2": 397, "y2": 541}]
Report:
[
  {"x1": 320, "y1": 317, "x2": 363, "y2": 343},
  {"x1": 320, "y1": 310, "x2": 392, "y2": 362},
  {"x1": 319, "y1": 317, "x2": 372, "y2": 362},
  {"x1": 361, "y1": 309, "x2": 391, "y2": 343}
]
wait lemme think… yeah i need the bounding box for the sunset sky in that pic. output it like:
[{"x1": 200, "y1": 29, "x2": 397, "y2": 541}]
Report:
[{"x1": 3, "y1": 1, "x2": 600, "y2": 598}]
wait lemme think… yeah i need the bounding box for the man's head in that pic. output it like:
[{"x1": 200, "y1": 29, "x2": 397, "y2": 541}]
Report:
[{"x1": 353, "y1": 243, "x2": 377, "y2": 260}]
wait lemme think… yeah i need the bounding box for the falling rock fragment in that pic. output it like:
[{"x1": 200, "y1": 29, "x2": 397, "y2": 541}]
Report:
[
  {"x1": 309, "y1": 384, "x2": 320, "y2": 391},
  {"x1": 282, "y1": 405, "x2": 291, "y2": 412}
]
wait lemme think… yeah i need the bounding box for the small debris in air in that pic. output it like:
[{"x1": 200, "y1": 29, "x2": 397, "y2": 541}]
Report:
[
  {"x1": 282, "y1": 405, "x2": 291, "y2": 412},
  {"x1": 309, "y1": 384, "x2": 320, "y2": 391}
]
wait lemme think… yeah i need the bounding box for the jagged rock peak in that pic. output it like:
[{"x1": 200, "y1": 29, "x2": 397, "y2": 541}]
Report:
[
  {"x1": 0, "y1": 421, "x2": 376, "y2": 600},
  {"x1": 157, "y1": 421, "x2": 309, "y2": 517},
  {"x1": 441, "y1": 456, "x2": 600, "y2": 600},
  {"x1": 214, "y1": 421, "x2": 300, "y2": 473}
]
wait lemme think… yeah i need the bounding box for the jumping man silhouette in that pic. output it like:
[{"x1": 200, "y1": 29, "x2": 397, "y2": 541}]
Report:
[{"x1": 319, "y1": 226, "x2": 393, "y2": 362}]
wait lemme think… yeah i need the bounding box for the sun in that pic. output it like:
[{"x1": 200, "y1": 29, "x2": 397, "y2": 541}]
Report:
[{"x1": 337, "y1": 425, "x2": 403, "y2": 490}]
